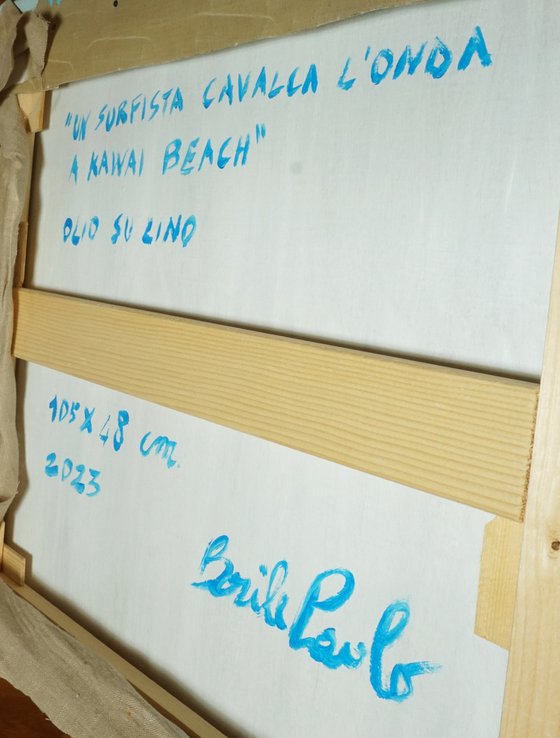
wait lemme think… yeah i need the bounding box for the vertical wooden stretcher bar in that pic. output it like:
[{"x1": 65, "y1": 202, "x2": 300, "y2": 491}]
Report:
[{"x1": 500, "y1": 219, "x2": 560, "y2": 737}]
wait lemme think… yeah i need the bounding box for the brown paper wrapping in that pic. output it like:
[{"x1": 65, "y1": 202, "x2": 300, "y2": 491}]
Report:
[{"x1": 0, "y1": 0, "x2": 46, "y2": 523}]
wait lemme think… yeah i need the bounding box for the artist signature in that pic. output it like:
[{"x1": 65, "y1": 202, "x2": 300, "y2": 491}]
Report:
[{"x1": 192, "y1": 534, "x2": 440, "y2": 701}]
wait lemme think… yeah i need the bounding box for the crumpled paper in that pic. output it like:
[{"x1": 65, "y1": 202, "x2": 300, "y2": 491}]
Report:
[{"x1": 0, "y1": 0, "x2": 47, "y2": 523}]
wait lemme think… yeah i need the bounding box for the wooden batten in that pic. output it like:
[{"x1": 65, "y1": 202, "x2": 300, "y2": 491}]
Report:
[
  {"x1": 17, "y1": 92, "x2": 46, "y2": 134},
  {"x1": 20, "y1": 0, "x2": 429, "y2": 92},
  {"x1": 500, "y1": 226, "x2": 560, "y2": 736},
  {"x1": 13, "y1": 288, "x2": 538, "y2": 521},
  {"x1": 1, "y1": 544, "x2": 26, "y2": 587},
  {"x1": 475, "y1": 517, "x2": 523, "y2": 650}
]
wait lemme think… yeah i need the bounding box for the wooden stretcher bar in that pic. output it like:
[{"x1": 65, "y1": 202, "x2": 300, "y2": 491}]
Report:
[
  {"x1": 12, "y1": 287, "x2": 538, "y2": 521},
  {"x1": 16, "y1": 0, "x2": 429, "y2": 93}
]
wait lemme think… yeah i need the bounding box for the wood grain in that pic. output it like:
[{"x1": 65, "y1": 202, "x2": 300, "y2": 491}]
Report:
[
  {"x1": 500, "y1": 226, "x2": 560, "y2": 736},
  {"x1": 14, "y1": 129, "x2": 37, "y2": 290},
  {"x1": 17, "y1": 92, "x2": 45, "y2": 134},
  {"x1": 1, "y1": 544, "x2": 26, "y2": 587},
  {"x1": 0, "y1": 574, "x2": 227, "y2": 738},
  {"x1": 19, "y1": 0, "x2": 428, "y2": 92},
  {"x1": 475, "y1": 517, "x2": 523, "y2": 650},
  {"x1": 13, "y1": 288, "x2": 538, "y2": 520}
]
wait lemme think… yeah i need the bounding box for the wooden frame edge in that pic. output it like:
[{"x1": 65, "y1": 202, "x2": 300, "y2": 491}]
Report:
[
  {"x1": 500, "y1": 222, "x2": 560, "y2": 735},
  {"x1": 18, "y1": 0, "x2": 430, "y2": 92},
  {"x1": 1, "y1": 542, "x2": 26, "y2": 586}
]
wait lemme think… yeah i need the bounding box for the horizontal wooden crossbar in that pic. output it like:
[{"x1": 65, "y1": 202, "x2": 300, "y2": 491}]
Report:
[
  {"x1": 17, "y1": 0, "x2": 427, "y2": 93},
  {"x1": 13, "y1": 288, "x2": 538, "y2": 520}
]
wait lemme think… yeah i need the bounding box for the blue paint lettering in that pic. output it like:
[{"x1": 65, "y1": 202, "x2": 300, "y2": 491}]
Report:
[
  {"x1": 70, "y1": 402, "x2": 80, "y2": 423},
  {"x1": 181, "y1": 138, "x2": 200, "y2": 175},
  {"x1": 163, "y1": 133, "x2": 257, "y2": 175},
  {"x1": 203, "y1": 78, "x2": 216, "y2": 109},
  {"x1": 71, "y1": 112, "x2": 89, "y2": 142},
  {"x1": 255, "y1": 123, "x2": 266, "y2": 143},
  {"x1": 111, "y1": 150, "x2": 126, "y2": 177},
  {"x1": 219, "y1": 74, "x2": 234, "y2": 105},
  {"x1": 141, "y1": 215, "x2": 196, "y2": 247},
  {"x1": 142, "y1": 219, "x2": 154, "y2": 244},
  {"x1": 162, "y1": 138, "x2": 181, "y2": 174},
  {"x1": 192, "y1": 535, "x2": 289, "y2": 630},
  {"x1": 111, "y1": 213, "x2": 133, "y2": 244},
  {"x1": 170, "y1": 87, "x2": 184, "y2": 113},
  {"x1": 62, "y1": 216, "x2": 99, "y2": 246},
  {"x1": 80, "y1": 407, "x2": 95, "y2": 433},
  {"x1": 289, "y1": 569, "x2": 367, "y2": 670},
  {"x1": 217, "y1": 137, "x2": 232, "y2": 168},
  {"x1": 44, "y1": 451, "x2": 102, "y2": 497},
  {"x1": 301, "y1": 64, "x2": 318, "y2": 95},
  {"x1": 59, "y1": 400, "x2": 69, "y2": 421},
  {"x1": 149, "y1": 89, "x2": 160, "y2": 120},
  {"x1": 94, "y1": 87, "x2": 183, "y2": 132},
  {"x1": 192, "y1": 535, "x2": 441, "y2": 702},
  {"x1": 99, "y1": 150, "x2": 109, "y2": 176},
  {"x1": 87, "y1": 152, "x2": 98, "y2": 181},
  {"x1": 252, "y1": 67, "x2": 267, "y2": 98},
  {"x1": 87, "y1": 148, "x2": 144, "y2": 181},
  {"x1": 425, "y1": 37, "x2": 453, "y2": 79},
  {"x1": 234, "y1": 135, "x2": 250, "y2": 167},
  {"x1": 124, "y1": 148, "x2": 143, "y2": 176},
  {"x1": 393, "y1": 44, "x2": 426, "y2": 79},
  {"x1": 458, "y1": 25, "x2": 492, "y2": 71},
  {"x1": 129, "y1": 93, "x2": 145, "y2": 124},
  {"x1": 160, "y1": 88, "x2": 173, "y2": 114},
  {"x1": 369, "y1": 601, "x2": 441, "y2": 701},
  {"x1": 105, "y1": 106, "x2": 117, "y2": 132},
  {"x1": 268, "y1": 71, "x2": 284, "y2": 98},
  {"x1": 117, "y1": 99, "x2": 127, "y2": 125},
  {"x1": 198, "y1": 139, "x2": 214, "y2": 171},
  {"x1": 203, "y1": 65, "x2": 317, "y2": 106},
  {"x1": 337, "y1": 57, "x2": 356, "y2": 91},
  {"x1": 139, "y1": 431, "x2": 178, "y2": 468},
  {"x1": 69, "y1": 154, "x2": 79, "y2": 183},
  {"x1": 94, "y1": 104, "x2": 107, "y2": 132},
  {"x1": 237, "y1": 72, "x2": 251, "y2": 102},
  {"x1": 371, "y1": 49, "x2": 394, "y2": 84},
  {"x1": 286, "y1": 68, "x2": 302, "y2": 96}
]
